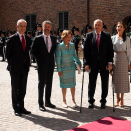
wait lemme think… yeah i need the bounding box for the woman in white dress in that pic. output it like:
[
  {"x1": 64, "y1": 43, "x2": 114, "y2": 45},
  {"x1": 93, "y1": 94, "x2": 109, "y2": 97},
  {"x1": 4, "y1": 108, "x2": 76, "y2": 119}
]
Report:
[{"x1": 111, "y1": 22, "x2": 131, "y2": 107}]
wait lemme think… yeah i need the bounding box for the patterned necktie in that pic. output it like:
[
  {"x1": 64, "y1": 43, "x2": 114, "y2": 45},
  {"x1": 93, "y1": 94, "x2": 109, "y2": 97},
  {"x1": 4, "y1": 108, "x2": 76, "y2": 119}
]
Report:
[
  {"x1": 46, "y1": 36, "x2": 48, "y2": 51},
  {"x1": 97, "y1": 34, "x2": 100, "y2": 49},
  {"x1": 22, "y1": 35, "x2": 25, "y2": 51}
]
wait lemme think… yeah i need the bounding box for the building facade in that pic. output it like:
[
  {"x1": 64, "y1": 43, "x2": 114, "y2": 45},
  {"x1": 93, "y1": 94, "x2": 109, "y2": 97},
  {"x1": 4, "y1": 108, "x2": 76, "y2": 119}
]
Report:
[
  {"x1": 0, "y1": 0, "x2": 131, "y2": 34},
  {"x1": 0, "y1": 0, "x2": 87, "y2": 33},
  {"x1": 89, "y1": 0, "x2": 131, "y2": 33}
]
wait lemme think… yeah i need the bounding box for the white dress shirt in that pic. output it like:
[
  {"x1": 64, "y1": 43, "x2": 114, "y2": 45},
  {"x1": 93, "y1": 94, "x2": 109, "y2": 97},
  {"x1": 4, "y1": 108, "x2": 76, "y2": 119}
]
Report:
[
  {"x1": 95, "y1": 31, "x2": 112, "y2": 65},
  {"x1": 17, "y1": 32, "x2": 26, "y2": 46},
  {"x1": 43, "y1": 33, "x2": 52, "y2": 52},
  {"x1": 95, "y1": 31, "x2": 101, "y2": 40}
]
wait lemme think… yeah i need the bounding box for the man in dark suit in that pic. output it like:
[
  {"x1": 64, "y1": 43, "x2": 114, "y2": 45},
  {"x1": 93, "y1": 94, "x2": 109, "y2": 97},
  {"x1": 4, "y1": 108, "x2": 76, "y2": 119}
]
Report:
[
  {"x1": 71, "y1": 27, "x2": 81, "y2": 56},
  {"x1": 6, "y1": 19, "x2": 32, "y2": 116},
  {"x1": 0, "y1": 32, "x2": 6, "y2": 61},
  {"x1": 31, "y1": 20, "x2": 57, "y2": 111},
  {"x1": 35, "y1": 23, "x2": 42, "y2": 37},
  {"x1": 84, "y1": 19, "x2": 113, "y2": 109}
]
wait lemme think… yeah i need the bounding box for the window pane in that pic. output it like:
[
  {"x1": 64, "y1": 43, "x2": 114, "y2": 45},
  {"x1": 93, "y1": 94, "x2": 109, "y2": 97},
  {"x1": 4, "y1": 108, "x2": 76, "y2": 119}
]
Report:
[
  {"x1": 26, "y1": 15, "x2": 30, "y2": 31},
  {"x1": 59, "y1": 12, "x2": 68, "y2": 30},
  {"x1": 59, "y1": 13, "x2": 63, "y2": 29},
  {"x1": 31, "y1": 15, "x2": 36, "y2": 31},
  {"x1": 64, "y1": 12, "x2": 68, "y2": 29},
  {"x1": 26, "y1": 14, "x2": 36, "y2": 31}
]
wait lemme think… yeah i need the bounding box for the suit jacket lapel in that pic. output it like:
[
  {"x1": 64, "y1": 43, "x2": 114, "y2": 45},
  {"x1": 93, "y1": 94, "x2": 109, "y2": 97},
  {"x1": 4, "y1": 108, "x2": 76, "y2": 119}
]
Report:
[
  {"x1": 16, "y1": 33, "x2": 24, "y2": 52},
  {"x1": 25, "y1": 35, "x2": 28, "y2": 52},
  {"x1": 16, "y1": 33, "x2": 21, "y2": 44},
  {"x1": 41, "y1": 34, "x2": 46, "y2": 43},
  {"x1": 50, "y1": 35, "x2": 55, "y2": 53},
  {"x1": 99, "y1": 31, "x2": 104, "y2": 48},
  {"x1": 93, "y1": 31, "x2": 97, "y2": 46}
]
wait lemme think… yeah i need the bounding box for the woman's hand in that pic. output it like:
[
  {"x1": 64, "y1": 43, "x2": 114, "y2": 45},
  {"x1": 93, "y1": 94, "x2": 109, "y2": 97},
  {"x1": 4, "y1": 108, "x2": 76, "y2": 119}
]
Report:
[
  {"x1": 128, "y1": 65, "x2": 130, "y2": 70},
  {"x1": 58, "y1": 72, "x2": 63, "y2": 77}
]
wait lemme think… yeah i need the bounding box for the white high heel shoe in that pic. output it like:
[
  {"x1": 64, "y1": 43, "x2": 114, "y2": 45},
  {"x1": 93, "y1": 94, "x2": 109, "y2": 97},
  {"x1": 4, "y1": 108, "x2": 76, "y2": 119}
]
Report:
[
  {"x1": 73, "y1": 103, "x2": 78, "y2": 108},
  {"x1": 63, "y1": 102, "x2": 68, "y2": 108},
  {"x1": 72, "y1": 101, "x2": 78, "y2": 108}
]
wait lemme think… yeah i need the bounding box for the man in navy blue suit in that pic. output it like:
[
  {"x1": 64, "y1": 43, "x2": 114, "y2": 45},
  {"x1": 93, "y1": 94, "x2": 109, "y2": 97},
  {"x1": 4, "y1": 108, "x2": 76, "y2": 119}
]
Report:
[
  {"x1": 6, "y1": 19, "x2": 32, "y2": 116},
  {"x1": 31, "y1": 21, "x2": 57, "y2": 111},
  {"x1": 84, "y1": 19, "x2": 113, "y2": 109}
]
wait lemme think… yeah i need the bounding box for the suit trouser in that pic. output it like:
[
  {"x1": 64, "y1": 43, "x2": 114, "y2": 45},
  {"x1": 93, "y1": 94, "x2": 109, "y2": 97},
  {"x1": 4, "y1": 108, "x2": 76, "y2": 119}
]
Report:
[
  {"x1": 88, "y1": 63, "x2": 109, "y2": 104},
  {"x1": 75, "y1": 46, "x2": 78, "y2": 56},
  {"x1": 38, "y1": 67, "x2": 54, "y2": 106},
  {"x1": 1, "y1": 45, "x2": 5, "y2": 60},
  {"x1": 10, "y1": 65, "x2": 28, "y2": 111}
]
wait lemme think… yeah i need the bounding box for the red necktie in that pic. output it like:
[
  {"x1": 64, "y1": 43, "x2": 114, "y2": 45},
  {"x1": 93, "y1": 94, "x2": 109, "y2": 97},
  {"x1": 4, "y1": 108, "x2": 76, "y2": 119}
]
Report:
[
  {"x1": 22, "y1": 35, "x2": 25, "y2": 51},
  {"x1": 97, "y1": 34, "x2": 100, "y2": 49},
  {"x1": 22, "y1": 35, "x2": 26, "y2": 62}
]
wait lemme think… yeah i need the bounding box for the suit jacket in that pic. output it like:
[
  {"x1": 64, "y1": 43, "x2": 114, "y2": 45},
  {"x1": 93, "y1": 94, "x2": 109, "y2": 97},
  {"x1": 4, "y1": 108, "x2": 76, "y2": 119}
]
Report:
[
  {"x1": 1, "y1": 37, "x2": 5, "y2": 46},
  {"x1": 84, "y1": 31, "x2": 114, "y2": 70},
  {"x1": 71, "y1": 35, "x2": 81, "y2": 50},
  {"x1": 30, "y1": 34, "x2": 57, "y2": 70},
  {"x1": 6, "y1": 33, "x2": 32, "y2": 73}
]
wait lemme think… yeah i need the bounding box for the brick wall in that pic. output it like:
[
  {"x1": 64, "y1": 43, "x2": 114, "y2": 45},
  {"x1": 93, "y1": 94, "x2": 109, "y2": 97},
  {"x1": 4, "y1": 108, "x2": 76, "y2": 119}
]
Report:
[
  {"x1": 0, "y1": 0, "x2": 87, "y2": 33},
  {"x1": 89, "y1": 0, "x2": 131, "y2": 33},
  {"x1": 0, "y1": 0, "x2": 131, "y2": 34}
]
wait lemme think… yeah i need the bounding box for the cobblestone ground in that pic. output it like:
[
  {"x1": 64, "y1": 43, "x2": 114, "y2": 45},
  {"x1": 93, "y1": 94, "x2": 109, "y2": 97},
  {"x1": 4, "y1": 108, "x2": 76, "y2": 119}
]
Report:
[{"x1": 0, "y1": 58, "x2": 131, "y2": 131}]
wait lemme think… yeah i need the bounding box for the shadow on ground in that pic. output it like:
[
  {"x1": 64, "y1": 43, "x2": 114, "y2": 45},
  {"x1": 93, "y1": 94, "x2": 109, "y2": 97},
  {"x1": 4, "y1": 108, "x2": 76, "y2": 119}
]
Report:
[{"x1": 22, "y1": 105, "x2": 131, "y2": 130}]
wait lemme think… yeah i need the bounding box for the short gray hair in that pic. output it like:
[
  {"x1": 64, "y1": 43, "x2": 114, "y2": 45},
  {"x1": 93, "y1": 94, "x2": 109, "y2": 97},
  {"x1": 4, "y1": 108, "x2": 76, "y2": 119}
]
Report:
[
  {"x1": 94, "y1": 19, "x2": 103, "y2": 25},
  {"x1": 17, "y1": 19, "x2": 27, "y2": 26},
  {"x1": 42, "y1": 20, "x2": 52, "y2": 27}
]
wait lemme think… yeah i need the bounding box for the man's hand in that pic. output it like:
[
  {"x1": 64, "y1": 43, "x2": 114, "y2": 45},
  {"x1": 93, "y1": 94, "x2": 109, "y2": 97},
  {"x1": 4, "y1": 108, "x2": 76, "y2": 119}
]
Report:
[
  {"x1": 85, "y1": 65, "x2": 91, "y2": 71},
  {"x1": 58, "y1": 72, "x2": 63, "y2": 77},
  {"x1": 106, "y1": 64, "x2": 112, "y2": 70}
]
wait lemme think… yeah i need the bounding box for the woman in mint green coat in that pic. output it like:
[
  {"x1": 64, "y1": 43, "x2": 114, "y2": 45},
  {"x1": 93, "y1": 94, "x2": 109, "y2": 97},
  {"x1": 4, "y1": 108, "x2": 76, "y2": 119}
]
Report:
[{"x1": 56, "y1": 30, "x2": 81, "y2": 108}]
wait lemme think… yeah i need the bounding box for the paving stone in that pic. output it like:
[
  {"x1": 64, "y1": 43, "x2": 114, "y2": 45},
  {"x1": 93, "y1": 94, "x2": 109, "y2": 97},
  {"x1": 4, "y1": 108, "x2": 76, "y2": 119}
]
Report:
[{"x1": 0, "y1": 58, "x2": 131, "y2": 131}]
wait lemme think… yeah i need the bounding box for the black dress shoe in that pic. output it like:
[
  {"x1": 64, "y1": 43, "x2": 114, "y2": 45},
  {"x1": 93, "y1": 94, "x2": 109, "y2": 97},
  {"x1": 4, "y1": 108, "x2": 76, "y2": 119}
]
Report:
[
  {"x1": 39, "y1": 106, "x2": 46, "y2": 111},
  {"x1": 45, "y1": 103, "x2": 56, "y2": 108},
  {"x1": 20, "y1": 108, "x2": 31, "y2": 114},
  {"x1": 88, "y1": 103, "x2": 94, "y2": 109},
  {"x1": 14, "y1": 110, "x2": 22, "y2": 116},
  {"x1": 100, "y1": 103, "x2": 106, "y2": 109}
]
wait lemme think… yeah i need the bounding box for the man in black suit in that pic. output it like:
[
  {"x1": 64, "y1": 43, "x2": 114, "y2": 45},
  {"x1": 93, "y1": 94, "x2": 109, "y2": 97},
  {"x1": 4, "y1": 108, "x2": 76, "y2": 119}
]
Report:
[
  {"x1": 0, "y1": 32, "x2": 6, "y2": 61},
  {"x1": 71, "y1": 27, "x2": 81, "y2": 56},
  {"x1": 31, "y1": 20, "x2": 57, "y2": 111},
  {"x1": 84, "y1": 19, "x2": 113, "y2": 109},
  {"x1": 6, "y1": 19, "x2": 32, "y2": 116}
]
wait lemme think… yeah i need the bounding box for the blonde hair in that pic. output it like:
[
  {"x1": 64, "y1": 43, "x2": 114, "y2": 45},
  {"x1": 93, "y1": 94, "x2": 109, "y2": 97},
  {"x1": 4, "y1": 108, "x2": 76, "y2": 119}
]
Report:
[{"x1": 61, "y1": 30, "x2": 73, "y2": 40}]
